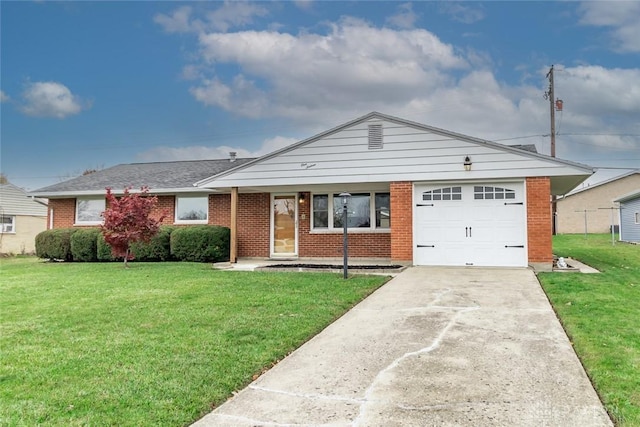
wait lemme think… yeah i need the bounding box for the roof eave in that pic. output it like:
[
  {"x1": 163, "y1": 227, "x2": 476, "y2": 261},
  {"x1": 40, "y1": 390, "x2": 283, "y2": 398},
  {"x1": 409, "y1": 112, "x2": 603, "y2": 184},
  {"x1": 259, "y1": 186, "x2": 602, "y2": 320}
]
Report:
[{"x1": 30, "y1": 187, "x2": 221, "y2": 198}]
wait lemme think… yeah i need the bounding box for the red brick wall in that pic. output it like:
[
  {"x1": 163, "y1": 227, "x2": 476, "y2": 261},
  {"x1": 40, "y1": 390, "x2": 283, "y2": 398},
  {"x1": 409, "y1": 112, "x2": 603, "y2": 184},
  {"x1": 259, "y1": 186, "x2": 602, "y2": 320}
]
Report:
[
  {"x1": 153, "y1": 196, "x2": 175, "y2": 225},
  {"x1": 209, "y1": 194, "x2": 231, "y2": 226},
  {"x1": 48, "y1": 199, "x2": 76, "y2": 228},
  {"x1": 237, "y1": 193, "x2": 270, "y2": 257},
  {"x1": 390, "y1": 182, "x2": 413, "y2": 261},
  {"x1": 526, "y1": 177, "x2": 553, "y2": 263},
  {"x1": 297, "y1": 192, "x2": 391, "y2": 258}
]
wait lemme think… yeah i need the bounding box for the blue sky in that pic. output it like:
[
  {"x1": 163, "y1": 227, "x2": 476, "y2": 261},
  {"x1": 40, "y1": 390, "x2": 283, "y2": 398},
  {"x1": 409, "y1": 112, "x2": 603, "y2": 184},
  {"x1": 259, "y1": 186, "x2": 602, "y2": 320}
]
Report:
[{"x1": 2, "y1": 1, "x2": 639, "y2": 190}]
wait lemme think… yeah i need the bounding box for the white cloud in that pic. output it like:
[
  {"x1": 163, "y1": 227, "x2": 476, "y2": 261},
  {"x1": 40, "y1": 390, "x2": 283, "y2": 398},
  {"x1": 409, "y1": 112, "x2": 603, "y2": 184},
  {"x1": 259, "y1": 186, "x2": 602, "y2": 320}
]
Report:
[
  {"x1": 154, "y1": 1, "x2": 268, "y2": 34},
  {"x1": 439, "y1": 2, "x2": 485, "y2": 24},
  {"x1": 579, "y1": 1, "x2": 640, "y2": 53},
  {"x1": 206, "y1": 1, "x2": 268, "y2": 32},
  {"x1": 20, "y1": 81, "x2": 89, "y2": 119},
  {"x1": 154, "y1": 6, "x2": 195, "y2": 33},
  {"x1": 191, "y1": 18, "x2": 468, "y2": 122},
  {"x1": 386, "y1": 3, "x2": 418, "y2": 29},
  {"x1": 137, "y1": 136, "x2": 298, "y2": 162},
  {"x1": 0, "y1": 90, "x2": 9, "y2": 102}
]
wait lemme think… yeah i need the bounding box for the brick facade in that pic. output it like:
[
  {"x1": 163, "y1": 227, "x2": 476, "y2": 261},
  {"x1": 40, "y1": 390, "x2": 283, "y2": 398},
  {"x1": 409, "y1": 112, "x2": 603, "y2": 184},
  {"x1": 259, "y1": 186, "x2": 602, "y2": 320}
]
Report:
[
  {"x1": 47, "y1": 181, "x2": 554, "y2": 265},
  {"x1": 390, "y1": 182, "x2": 413, "y2": 261},
  {"x1": 526, "y1": 177, "x2": 553, "y2": 263},
  {"x1": 48, "y1": 199, "x2": 76, "y2": 229}
]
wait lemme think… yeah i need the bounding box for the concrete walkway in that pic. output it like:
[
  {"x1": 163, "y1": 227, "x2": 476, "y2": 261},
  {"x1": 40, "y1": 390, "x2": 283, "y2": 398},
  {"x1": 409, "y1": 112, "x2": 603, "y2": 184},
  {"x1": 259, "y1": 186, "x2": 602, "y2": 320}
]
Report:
[{"x1": 192, "y1": 267, "x2": 612, "y2": 427}]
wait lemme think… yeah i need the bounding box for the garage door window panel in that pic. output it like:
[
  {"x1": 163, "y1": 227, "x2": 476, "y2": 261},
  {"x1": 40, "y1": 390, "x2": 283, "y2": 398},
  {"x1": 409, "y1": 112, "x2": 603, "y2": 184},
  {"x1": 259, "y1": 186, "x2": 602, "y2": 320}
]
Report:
[
  {"x1": 474, "y1": 186, "x2": 515, "y2": 200},
  {"x1": 422, "y1": 187, "x2": 462, "y2": 201}
]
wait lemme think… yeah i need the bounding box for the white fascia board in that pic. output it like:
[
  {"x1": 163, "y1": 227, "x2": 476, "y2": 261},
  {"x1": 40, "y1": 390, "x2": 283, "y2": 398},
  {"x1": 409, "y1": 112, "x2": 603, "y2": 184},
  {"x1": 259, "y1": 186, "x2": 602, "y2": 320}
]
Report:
[{"x1": 30, "y1": 187, "x2": 220, "y2": 198}]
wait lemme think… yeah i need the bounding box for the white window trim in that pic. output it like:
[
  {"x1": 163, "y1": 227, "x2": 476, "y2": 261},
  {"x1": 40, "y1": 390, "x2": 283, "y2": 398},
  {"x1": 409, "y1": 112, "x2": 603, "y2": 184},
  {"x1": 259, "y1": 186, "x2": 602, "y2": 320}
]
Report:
[
  {"x1": 174, "y1": 195, "x2": 209, "y2": 224},
  {"x1": 0, "y1": 215, "x2": 16, "y2": 234},
  {"x1": 310, "y1": 191, "x2": 391, "y2": 233},
  {"x1": 75, "y1": 197, "x2": 105, "y2": 225}
]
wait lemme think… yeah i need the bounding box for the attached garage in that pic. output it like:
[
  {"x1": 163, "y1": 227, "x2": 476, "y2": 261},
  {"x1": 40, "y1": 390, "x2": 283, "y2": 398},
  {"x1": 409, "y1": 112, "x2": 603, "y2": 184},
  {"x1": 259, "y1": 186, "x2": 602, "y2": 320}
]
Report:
[{"x1": 414, "y1": 181, "x2": 527, "y2": 267}]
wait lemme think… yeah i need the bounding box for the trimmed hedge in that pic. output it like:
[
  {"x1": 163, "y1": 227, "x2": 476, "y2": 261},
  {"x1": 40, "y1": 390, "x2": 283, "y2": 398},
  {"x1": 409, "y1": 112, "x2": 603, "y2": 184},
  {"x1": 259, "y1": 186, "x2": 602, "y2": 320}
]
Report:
[
  {"x1": 70, "y1": 228, "x2": 101, "y2": 262},
  {"x1": 171, "y1": 226, "x2": 230, "y2": 262},
  {"x1": 35, "y1": 229, "x2": 77, "y2": 261},
  {"x1": 130, "y1": 226, "x2": 175, "y2": 261},
  {"x1": 97, "y1": 233, "x2": 117, "y2": 262}
]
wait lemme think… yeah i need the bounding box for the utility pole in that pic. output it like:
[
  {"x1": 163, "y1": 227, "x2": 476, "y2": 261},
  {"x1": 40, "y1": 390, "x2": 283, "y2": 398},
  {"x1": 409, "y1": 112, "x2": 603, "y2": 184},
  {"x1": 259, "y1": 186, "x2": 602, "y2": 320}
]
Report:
[
  {"x1": 546, "y1": 65, "x2": 556, "y2": 157},
  {"x1": 545, "y1": 65, "x2": 557, "y2": 234}
]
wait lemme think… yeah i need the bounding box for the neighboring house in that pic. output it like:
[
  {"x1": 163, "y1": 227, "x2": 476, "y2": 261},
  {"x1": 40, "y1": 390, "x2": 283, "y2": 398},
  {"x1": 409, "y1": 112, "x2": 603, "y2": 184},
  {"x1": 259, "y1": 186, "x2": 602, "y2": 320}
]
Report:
[
  {"x1": 32, "y1": 112, "x2": 593, "y2": 270},
  {"x1": 614, "y1": 191, "x2": 640, "y2": 243},
  {"x1": 0, "y1": 182, "x2": 48, "y2": 254},
  {"x1": 556, "y1": 169, "x2": 640, "y2": 234}
]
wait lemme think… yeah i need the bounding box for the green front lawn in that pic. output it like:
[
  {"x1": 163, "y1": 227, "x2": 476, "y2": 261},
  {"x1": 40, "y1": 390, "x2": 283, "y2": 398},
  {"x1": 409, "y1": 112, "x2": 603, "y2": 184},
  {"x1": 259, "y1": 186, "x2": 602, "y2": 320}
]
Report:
[
  {"x1": 539, "y1": 234, "x2": 640, "y2": 426},
  {"x1": 0, "y1": 258, "x2": 388, "y2": 426}
]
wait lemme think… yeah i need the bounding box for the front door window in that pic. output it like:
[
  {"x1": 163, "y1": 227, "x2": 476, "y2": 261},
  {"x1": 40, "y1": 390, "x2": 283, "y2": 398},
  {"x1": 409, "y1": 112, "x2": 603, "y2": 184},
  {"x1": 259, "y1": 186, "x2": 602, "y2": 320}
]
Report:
[{"x1": 273, "y1": 195, "x2": 296, "y2": 254}]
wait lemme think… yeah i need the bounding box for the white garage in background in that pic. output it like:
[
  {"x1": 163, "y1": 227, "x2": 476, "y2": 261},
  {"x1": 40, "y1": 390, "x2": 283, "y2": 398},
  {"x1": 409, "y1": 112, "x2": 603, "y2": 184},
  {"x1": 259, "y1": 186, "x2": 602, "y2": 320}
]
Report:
[{"x1": 414, "y1": 181, "x2": 527, "y2": 267}]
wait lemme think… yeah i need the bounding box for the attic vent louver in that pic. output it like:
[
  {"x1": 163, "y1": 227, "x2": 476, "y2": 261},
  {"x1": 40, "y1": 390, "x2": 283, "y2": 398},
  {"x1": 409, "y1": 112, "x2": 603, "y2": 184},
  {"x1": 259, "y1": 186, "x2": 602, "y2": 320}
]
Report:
[{"x1": 368, "y1": 124, "x2": 383, "y2": 149}]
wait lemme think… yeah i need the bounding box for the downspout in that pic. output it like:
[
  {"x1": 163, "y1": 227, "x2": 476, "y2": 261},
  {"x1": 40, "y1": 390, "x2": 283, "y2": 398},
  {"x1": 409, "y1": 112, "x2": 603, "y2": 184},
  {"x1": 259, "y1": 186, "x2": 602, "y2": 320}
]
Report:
[{"x1": 49, "y1": 208, "x2": 54, "y2": 230}]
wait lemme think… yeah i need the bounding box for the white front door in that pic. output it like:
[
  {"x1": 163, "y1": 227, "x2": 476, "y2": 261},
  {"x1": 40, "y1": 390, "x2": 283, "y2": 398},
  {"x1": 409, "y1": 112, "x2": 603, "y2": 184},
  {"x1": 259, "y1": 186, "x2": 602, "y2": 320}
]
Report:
[
  {"x1": 414, "y1": 182, "x2": 527, "y2": 267},
  {"x1": 271, "y1": 194, "x2": 298, "y2": 257}
]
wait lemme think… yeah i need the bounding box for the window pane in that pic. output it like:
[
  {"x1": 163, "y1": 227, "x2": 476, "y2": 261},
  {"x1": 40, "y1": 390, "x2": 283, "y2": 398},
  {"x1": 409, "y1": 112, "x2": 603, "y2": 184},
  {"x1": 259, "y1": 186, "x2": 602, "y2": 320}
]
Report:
[
  {"x1": 0, "y1": 215, "x2": 15, "y2": 233},
  {"x1": 313, "y1": 195, "x2": 328, "y2": 228},
  {"x1": 351, "y1": 193, "x2": 371, "y2": 228},
  {"x1": 375, "y1": 193, "x2": 390, "y2": 228},
  {"x1": 77, "y1": 198, "x2": 105, "y2": 222},
  {"x1": 177, "y1": 196, "x2": 208, "y2": 221},
  {"x1": 313, "y1": 211, "x2": 328, "y2": 228},
  {"x1": 335, "y1": 193, "x2": 370, "y2": 228}
]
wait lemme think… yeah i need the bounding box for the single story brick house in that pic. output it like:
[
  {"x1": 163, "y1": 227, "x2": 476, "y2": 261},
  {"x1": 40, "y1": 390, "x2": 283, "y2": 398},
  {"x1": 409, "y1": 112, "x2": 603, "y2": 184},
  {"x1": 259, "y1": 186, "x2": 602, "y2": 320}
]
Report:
[
  {"x1": 32, "y1": 112, "x2": 593, "y2": 270},
  {"x1": 556, "y1": 169, "x2": 640, "y2": 234},
  {"x1": 614, "y1": 190, "x2": 640, "y2": 243}
]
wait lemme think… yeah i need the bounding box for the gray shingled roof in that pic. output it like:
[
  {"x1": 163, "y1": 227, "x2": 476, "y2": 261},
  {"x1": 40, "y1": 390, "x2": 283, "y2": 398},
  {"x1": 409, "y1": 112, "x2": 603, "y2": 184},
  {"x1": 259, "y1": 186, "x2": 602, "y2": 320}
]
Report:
[
  {"x1": 31, "y1": 159, "x2": 254, "y2": 196},
  {"x1": 508, "y1": 144, "x2": 538, "y2": 153}
]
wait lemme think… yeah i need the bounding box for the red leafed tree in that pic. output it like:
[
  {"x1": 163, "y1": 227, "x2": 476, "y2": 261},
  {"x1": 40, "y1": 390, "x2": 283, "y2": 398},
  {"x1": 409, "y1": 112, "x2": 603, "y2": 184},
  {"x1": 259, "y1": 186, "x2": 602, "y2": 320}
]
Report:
[{"x1": 101, "y1": 187, "x2": 166, "y2": 267}]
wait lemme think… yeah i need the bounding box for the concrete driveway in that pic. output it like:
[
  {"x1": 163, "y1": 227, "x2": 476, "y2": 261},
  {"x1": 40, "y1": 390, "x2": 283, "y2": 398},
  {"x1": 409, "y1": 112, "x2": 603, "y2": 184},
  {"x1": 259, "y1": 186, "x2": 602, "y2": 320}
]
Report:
[{"x1": 192, "y1": 267, "x2": 612, "y2": 426}]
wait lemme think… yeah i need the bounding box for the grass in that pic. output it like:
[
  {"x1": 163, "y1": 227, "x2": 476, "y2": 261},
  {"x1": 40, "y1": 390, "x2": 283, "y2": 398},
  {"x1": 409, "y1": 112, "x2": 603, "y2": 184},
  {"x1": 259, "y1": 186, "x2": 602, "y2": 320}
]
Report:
[
  {"x1": 538, "y1": 234, "x2": 640, "y2": 426},
  {"x1": 0, "y1": 258, "x2": 389, "y2": 426}
]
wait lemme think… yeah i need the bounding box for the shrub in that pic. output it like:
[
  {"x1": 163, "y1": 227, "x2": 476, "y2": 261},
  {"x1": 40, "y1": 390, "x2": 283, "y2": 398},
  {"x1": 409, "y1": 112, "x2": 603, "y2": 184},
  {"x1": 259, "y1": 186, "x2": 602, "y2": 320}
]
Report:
[
  {"x1": 35, "y1": 229, "x2": 77, "y2": 261},
  {"x1": 97, "y1": 234, "x2": 118, "y2": 262},
  {"x1": 70, "y1": 228, "x2": 101, "y2": 262},
  {"x1": 130, "y1": 226, "x2": 175, "y2": 261},
  {"x1": 171, "y1": 226, "x2": 230, "y2": 262}
]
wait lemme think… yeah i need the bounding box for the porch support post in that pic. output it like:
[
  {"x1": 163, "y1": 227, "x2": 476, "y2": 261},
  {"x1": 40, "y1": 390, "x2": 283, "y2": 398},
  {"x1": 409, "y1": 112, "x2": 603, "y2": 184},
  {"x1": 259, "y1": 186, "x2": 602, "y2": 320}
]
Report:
[{"x1": 230, "y1": 187, "x2": 238, "y2": 263}]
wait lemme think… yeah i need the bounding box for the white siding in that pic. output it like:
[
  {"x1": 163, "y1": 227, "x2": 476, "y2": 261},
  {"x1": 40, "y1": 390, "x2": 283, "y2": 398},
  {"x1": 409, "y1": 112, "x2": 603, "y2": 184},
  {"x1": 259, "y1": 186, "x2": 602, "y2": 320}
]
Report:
[
  {"x1": 0, "y1": 184, "x2": 48, "y2": 217},
  {"x1": 203, "y1": 118, "x2": 591, "y2": 188}
]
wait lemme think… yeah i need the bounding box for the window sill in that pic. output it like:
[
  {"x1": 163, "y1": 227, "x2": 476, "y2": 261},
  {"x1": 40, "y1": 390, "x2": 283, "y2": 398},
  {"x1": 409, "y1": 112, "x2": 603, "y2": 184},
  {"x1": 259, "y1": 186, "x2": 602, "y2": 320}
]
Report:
[
  {"x1": 74, "y1": 222, "x2": 103, "y2": 226},
  {"x1": 309, "y1": 228, "x2": 390, "y2": 234},
  {"x1": 174, "y1": 220, "x2": 208, "y2": 225}
]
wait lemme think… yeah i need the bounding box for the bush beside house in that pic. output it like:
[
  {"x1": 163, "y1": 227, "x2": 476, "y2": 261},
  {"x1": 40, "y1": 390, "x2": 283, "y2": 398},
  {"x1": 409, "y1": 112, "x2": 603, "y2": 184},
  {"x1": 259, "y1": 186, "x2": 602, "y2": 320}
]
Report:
[
  {"x1": 35, "y1": 229, "x2": 77, "y2": 261},
  {"x1": 70, "y1": 228, "x2": 101, "y2": 262},
  {"x1": 35, "y1": 226, "x2": 229, "y2": 262},
  {"x1": 170, "y1": 226, "x2": 230, "y2": 262}
]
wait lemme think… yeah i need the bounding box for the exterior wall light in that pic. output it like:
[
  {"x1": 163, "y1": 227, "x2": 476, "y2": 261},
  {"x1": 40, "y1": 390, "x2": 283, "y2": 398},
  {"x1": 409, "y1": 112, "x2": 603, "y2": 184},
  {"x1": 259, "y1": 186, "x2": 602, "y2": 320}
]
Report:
[
  {"x1": 464, "y1": 156, "x2": 472, "y2": 171},
  {"x1": 298, "y1": 193, "x2": 306, "y2": 204}
]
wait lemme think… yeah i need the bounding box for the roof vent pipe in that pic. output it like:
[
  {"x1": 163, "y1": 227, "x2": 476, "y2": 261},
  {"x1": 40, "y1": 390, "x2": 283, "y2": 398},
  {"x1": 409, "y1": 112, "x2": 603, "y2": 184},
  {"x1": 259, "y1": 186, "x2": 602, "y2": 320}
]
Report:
[{"x1": 229, "y1": 152, "x2": 237, "y2": 162}]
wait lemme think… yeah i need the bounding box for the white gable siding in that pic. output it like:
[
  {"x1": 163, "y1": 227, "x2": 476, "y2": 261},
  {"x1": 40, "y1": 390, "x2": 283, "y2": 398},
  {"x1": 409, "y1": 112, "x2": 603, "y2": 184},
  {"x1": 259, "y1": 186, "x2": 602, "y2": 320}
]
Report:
[
  {"x1": 0, "y1": 184, "x2": 48, "y2": 217},
  {"x1": 202, "y1": 117, "x2": 590, "y2": 189}
]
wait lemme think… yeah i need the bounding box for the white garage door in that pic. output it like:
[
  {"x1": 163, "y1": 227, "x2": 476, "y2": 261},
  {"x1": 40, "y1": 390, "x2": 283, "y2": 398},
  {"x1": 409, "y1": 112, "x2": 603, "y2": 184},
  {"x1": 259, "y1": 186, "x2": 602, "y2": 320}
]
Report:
[{"x1": 414, "y1": 182, "x2": 527, "y2": 267}]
